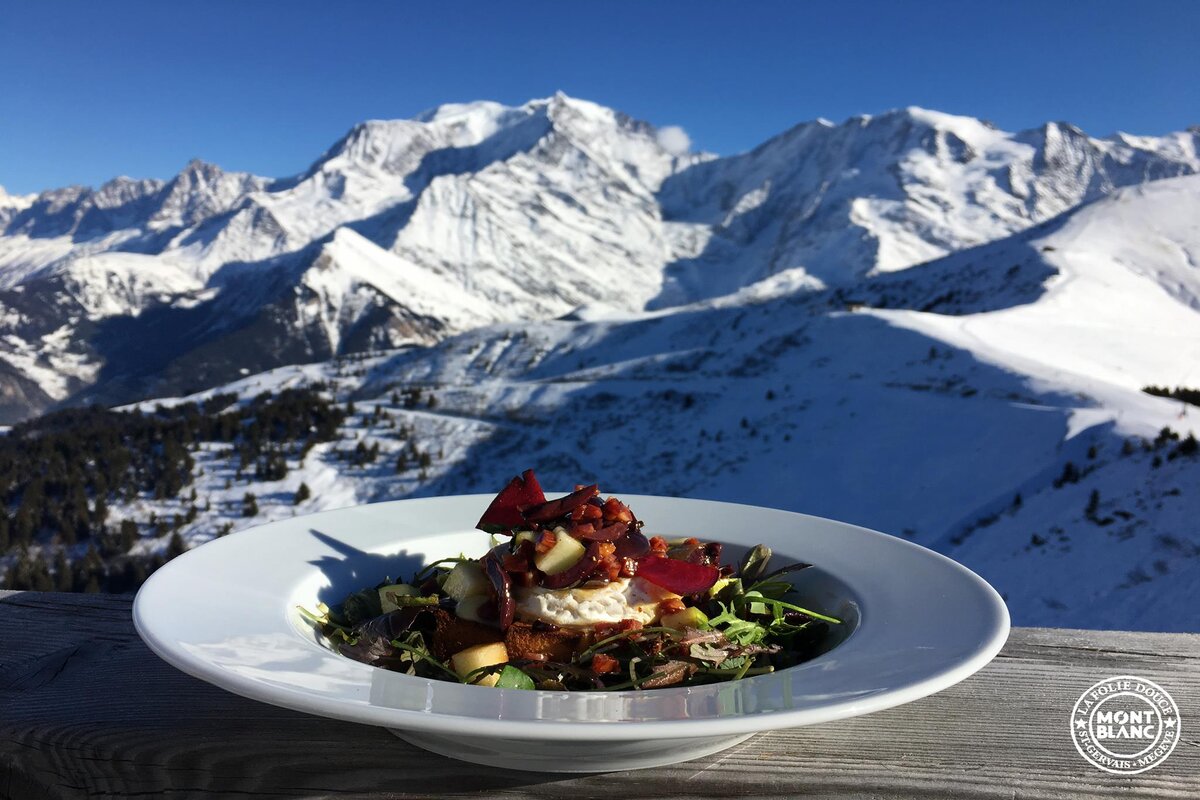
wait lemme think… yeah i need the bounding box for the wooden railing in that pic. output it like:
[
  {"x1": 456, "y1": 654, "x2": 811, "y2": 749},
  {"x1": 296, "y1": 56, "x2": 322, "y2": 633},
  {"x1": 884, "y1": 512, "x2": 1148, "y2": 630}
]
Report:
[{"x1": 1, "y1": 591, "x2": 1197, "y2": 798}]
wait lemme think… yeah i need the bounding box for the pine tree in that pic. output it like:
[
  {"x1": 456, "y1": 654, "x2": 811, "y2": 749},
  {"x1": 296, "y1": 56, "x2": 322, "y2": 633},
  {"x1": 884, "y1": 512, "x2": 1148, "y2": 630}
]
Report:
[
  {"x1": 294, "y1": 483, "x2": 312, "y2": 505},
  {"x1": 119, "y1": 519, "x2": 138, "y2": 552},
  {"x1": 5, "y1": 549, "x2": 32, "y2": 589},
  {"x1": 75, "y1": 546, "x2": 104, "y2": 593},
  {"x1": 243, "y1": 492, "x2": 259, "y2": 517},
  {"x1": 166, "y1": 532, "x2": 187, "y2": 560},
  {"x1": 1053, "y1": 461, "x2": 1080, "y2": 488},
  {"x1": 32, "y1": 558, "x2": 55, "y2": 592},
  {"x1": 1175, "y1": 433, "x2": 1198, "y2": 459},
  {"x1": 125, "y1": 558, "x2": 148, "y2": 588},
  {"x1": 53, "y1": 549, "x2": 72, "y2": 592},
  {"x1": 93, "y1": 495, "x2": 109, "y2": 528}
]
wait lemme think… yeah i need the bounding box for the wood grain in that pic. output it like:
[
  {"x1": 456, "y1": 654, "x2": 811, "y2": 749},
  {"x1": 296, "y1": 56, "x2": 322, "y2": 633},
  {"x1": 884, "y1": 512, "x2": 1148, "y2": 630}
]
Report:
[{"x1": 1, "y1": 590, "x2": 1197, "y2": 799}]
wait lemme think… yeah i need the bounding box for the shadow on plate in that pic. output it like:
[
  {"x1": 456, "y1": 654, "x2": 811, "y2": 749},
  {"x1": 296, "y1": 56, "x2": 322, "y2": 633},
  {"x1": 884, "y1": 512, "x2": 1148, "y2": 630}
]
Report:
[{"x1": 306, "y1": 529, "x2": 430, "y2": 607}]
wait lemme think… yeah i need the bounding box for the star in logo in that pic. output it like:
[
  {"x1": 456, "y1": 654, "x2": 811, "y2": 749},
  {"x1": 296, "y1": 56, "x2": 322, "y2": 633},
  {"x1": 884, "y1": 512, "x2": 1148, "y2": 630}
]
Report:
[
  {"x1": 1164, "y1": 718, "x2": 1177, "y2": 729},
  {"x1": 1075, "y1": 718, "x2": 1087, "y2": 729}
]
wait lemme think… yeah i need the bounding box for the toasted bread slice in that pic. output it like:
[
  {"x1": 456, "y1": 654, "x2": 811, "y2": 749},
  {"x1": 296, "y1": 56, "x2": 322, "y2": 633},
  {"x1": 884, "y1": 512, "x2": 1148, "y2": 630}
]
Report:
[
  {"x1": 504, "y1": 621, "x2": 584, "y2": 662},
  {"x1": 429, "y1": 608, "x2": 502, "y2": 659}
]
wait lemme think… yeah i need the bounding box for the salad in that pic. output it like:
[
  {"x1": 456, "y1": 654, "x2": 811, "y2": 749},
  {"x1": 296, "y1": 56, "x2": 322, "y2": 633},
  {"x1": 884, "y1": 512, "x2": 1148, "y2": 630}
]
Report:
[{"x1": 301, "y1": 470, "x2": 840, "y2": 690}]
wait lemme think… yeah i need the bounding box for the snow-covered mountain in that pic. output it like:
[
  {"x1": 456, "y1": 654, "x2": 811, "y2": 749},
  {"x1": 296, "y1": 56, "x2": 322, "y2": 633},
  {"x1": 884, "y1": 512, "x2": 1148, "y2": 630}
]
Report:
[
  {"x1": 0, "y1": 95, "x2": 703, "y2": 417},
  {"x1": 100, "y1": 173, "x2": 1200, "y2": 632},
  {"x1": 1, "y1": 96, "x2": 1196, "y2": 422},
  {"x1": 654, "y1": 109, "x2": 1200, "y2": 303}
]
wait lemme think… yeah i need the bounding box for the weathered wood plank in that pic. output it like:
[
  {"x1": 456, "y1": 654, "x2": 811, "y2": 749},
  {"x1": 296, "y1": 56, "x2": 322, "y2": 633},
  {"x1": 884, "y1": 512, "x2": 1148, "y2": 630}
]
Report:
[{"x1": 1, "y1": 591, "x2": 1197, "y2": 799}]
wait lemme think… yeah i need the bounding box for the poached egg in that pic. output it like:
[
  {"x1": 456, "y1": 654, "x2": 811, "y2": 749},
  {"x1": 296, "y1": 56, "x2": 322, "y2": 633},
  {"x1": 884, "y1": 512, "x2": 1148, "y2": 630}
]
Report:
[{"x1": 513, "y1": 577, "x2": 679, "y2": 628}]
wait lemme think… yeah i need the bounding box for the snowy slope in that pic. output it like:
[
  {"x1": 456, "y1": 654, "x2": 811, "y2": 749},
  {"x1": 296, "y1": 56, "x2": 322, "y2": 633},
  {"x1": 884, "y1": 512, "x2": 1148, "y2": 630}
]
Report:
[
  {"x1": 870, "y1": 177, "x2": 1200, "y2": 394},
  {"x1": 654, "y1": 110, "x2": 1200, "y2": 303},
  {"x1": 105, "y1": 174, "x2": 1200, "y2": 633},
  {"x1": 0, "y1": 98, "x2": 1196, "y2": 422}
]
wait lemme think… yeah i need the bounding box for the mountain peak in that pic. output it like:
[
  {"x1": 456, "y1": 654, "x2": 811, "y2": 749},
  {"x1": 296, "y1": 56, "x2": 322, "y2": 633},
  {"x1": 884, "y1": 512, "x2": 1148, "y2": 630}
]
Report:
[{"x1": 179, "y1": 158, "x2": 227, "y2": 177}]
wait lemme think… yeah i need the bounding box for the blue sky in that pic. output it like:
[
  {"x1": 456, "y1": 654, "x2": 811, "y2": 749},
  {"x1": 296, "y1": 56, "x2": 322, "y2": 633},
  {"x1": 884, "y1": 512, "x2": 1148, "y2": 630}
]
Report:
[{"x1": 3, "y1": 0, "x2": 1198, "y2": 194}]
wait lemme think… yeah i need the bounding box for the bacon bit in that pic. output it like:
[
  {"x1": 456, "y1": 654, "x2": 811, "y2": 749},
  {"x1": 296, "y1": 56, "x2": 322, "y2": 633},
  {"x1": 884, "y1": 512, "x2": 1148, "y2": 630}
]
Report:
[
  {"x1": 602, "y1": 497, "x2": 634, "y2": 523},
  {"x1": 592, "y1": 618, "x2": 643, "y2": 641},
  {"x1": 572, "y1": 502, "x2": 600, "y2": 522},
  {"x1": 619, "y1": 557, "x2": 638, "y2": 578},
  {"x1": 593, "y1": 556, "x2": 620, "y2": 582},
  {"x1": 593, "y1": 541, "x2": 621, "y2": 581},
  {"x1": 658, "y1": 597, "x2": 686, "y2": 615},
  {"x1": 535, "y1": 529, "x2": 557, "y2": 554},
  {"x1": 683, "y1": 537, "x2": 700, "y2": 547},
  {"x1": 591, "y1": 622, "x2": 616, "y2": 640},
  {"x1": 648, "y1": 535, "x2": 669, "y2": 556},
  {"x1": 591, "y1": 653, "x2": 620, "y2": 674},
  {"x1": 568, "y1": 521, "x2": 596, "y2": 538}
]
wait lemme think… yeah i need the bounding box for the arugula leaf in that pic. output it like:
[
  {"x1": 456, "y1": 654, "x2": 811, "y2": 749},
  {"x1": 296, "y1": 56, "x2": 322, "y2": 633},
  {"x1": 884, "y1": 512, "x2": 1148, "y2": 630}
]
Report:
[
  {"x1": 707, "y1": 602, "x2": 770, "y2": 645},
  {"x1": 744, "y1": 594, "x2": 841, "y2": 625}
]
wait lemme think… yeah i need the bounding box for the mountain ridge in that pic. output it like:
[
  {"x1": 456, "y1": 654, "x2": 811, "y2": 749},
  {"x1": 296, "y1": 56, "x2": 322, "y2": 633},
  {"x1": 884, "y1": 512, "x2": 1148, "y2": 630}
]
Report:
[{"x1": 0, "y1": 96, "x2": 1196, "y2": 422}]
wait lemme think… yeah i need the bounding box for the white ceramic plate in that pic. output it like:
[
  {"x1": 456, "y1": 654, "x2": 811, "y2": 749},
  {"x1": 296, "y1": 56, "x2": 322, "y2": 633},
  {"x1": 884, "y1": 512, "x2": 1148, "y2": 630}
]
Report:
[{"x1": 133, "y1": 494, "x2": 1009, "y2": 772}]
